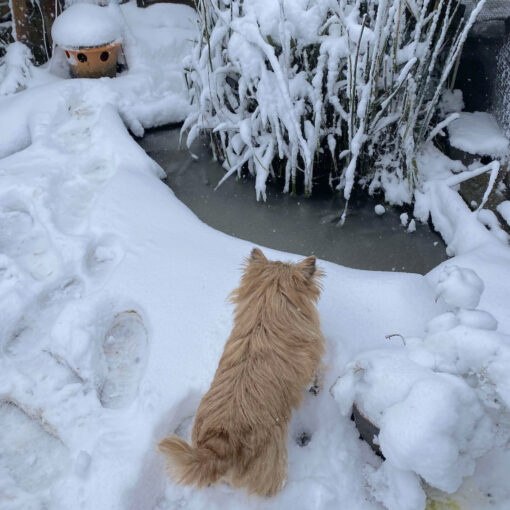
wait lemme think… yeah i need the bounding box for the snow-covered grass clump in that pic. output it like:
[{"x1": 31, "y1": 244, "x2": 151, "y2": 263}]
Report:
[
  {"x1": 333, "y1": 265, "x2": 510, "y2": 510},
  {"x1": 184, "y1": 0, "x2": 485, "y2": 218},
  {"x1": 0, "y1": 42, "x2": 34, "y2": 95}
]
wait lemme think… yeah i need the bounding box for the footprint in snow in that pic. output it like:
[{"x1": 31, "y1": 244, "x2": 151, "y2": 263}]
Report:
[
  {"x1": 0, "y1": 198, "x2": 59, "y2": 280},
  {"x1": 96, "y1": 310, "x2": 149, "y2": 409},
  {"x1": 0, "y1": 400, "x2": 70, "y2": 494},
  {"x1": 0, "y1": 254, "x2": 23, "y2": 298},
  {"x1": 48, "y1": 159, "x2": 116, "y2": 234},
  {"x1": 84, "y1": 235, "x2": 124, "y2": 281},
  {"x1": 4, "y1": 277, "x2": 84, "y2": 358},
  {"x1": 38, "y1": 276, "x2": 83, "y2": 308},
  {"x1": 295, "y1": 430, "x2": 313, "y2": 447},
  {"x1": 49, "y1": 98, "x2": 96, "y2": 153}
]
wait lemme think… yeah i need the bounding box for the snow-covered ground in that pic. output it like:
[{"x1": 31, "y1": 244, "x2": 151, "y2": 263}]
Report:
[{"x1": 1, "y1": 3, "x2": 510, "y2": 510}]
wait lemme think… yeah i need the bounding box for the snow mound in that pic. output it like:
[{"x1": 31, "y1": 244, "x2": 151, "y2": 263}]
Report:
[
  {"x1": 435, "y1": 265, "x2": 484, "y2": 309},
  {"x1": 333, "y1": 266, "x2": 510, "y2": 509},
  {"x1": 52, "y1": 4, "x2": 121, "y2": 49},
  {"x1": 447, "y1": 112, "x2": 509, "y2": 157}
]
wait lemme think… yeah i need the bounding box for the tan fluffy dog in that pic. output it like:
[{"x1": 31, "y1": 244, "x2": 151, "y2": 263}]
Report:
[{"x1": 159, "y1": 248, "x2": 325, "y2": 496}]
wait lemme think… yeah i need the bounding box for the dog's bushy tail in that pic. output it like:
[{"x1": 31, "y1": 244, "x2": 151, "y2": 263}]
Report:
[{"x1": 158, "y1": 435, "x2": 229, "y2": 488}]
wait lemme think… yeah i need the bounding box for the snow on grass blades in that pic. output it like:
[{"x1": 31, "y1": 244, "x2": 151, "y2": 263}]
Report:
[
  {"x1": 0, "y1": 42, "x2": 34, "y2": 95},
  {"x1": 183, "y1": 0, "x2": 485, "y2": 218}
]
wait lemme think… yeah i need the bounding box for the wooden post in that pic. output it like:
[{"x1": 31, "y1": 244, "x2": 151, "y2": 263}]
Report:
[
  {"x1": 9, "y1": 0, "x2": 60, "y2": 64},
  {"x1": 136, "y1": 0, "x2": 196, "y2": 9},
  {"x1": 40, "y1": 0, "x2": 59, "y2": 49},
  {"x1": 10, "y1": 0, "x2": 30, "y2": 45}
]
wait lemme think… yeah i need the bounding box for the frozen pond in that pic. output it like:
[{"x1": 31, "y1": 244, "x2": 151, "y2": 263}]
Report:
[{"x1": 139, "y1": 126, "x2": 448, "y2": 274}]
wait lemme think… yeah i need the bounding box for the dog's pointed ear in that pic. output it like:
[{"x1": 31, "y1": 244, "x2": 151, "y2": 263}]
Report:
[
  {"x1": 298, "y1": 255, "x2": 316, "y2": 278},
  {"x1": 250, "y1": 247, "x2": 267, "y2": 263}
]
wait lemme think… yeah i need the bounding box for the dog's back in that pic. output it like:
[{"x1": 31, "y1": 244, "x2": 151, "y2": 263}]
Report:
[{"x1": 159, "y1": 248, "x2": 325, "y2": 496}]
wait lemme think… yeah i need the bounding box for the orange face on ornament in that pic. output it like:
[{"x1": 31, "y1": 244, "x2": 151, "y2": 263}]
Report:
[{"x1": 63, "y1": 41, "x2": 121, "y2": 79}]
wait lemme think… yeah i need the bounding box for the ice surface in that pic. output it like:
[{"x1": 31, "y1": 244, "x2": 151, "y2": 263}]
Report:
[{"x1": 52, "y1": 4, "x2": 121, "y2": 49}]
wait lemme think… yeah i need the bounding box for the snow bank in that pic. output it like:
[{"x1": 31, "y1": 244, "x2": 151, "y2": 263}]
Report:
[
  {"x1": 447, "y1": 112, "x2": 509, "y2": 157},
  {"x1": 410, "y1": 140, "x2": 510, "y2": 339},
  {"x1": 333, "y1": 265, "x2": 510, "y2": 509},
  {"x1": 0, "y1": 76, "x2": 450, "y2": 509}
]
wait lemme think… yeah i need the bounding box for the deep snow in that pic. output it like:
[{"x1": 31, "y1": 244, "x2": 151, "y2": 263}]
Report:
[
  {"x1": 0, "y1": 86, "x2": 442, "y2": 510},
  {"x1": 0, "y1": 3, "x2": 510, "y2": 510}
]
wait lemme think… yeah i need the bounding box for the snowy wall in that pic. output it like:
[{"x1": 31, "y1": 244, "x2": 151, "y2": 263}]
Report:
[
  {"x1": 463, "y1": 0, "x2": 510, "y2": 21},
  {"x1": 455, "y1": 1, "x2": 510, "y2": 120},
  {"x1": 494, "y1": 36, "x2": 510, "y2": 138}
]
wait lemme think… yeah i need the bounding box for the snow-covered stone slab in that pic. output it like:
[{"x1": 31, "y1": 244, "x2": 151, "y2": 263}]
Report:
[{"x1": 447, "y1": 112, "x2": 509, "y2": 157}]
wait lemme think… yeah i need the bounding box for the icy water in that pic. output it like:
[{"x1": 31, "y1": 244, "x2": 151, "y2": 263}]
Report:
[{"x1": 139, "y1": 126, "x2": 448, "y2": 274}]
